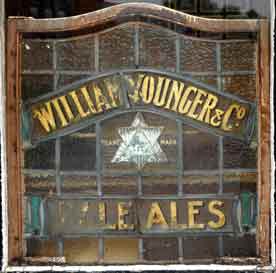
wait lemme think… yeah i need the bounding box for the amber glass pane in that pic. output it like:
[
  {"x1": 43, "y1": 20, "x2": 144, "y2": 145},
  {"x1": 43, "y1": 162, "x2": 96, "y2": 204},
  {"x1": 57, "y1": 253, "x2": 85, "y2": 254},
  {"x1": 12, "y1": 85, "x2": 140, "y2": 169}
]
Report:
[
  {"x1": 104, "y1": 239, "x2": 139, "y2": 263},
  {"x1": 143, "y1": 176, "x2": 178, "y2": 195},
  {"x1": 102, "y1": 176, "x2": 137, "y2": 195},
  {"x1": 182, "y1": 174, "x2": 219, "y2": 194},
  {"x1": 25, "y1": 175, "x2": 56, "y2": 195},
  {"x1": 62, "y1": 176, "x2": 97, "y2": 195},
  {"x1": 64, "y1": 238, "x2": 98, "y2": 263}
]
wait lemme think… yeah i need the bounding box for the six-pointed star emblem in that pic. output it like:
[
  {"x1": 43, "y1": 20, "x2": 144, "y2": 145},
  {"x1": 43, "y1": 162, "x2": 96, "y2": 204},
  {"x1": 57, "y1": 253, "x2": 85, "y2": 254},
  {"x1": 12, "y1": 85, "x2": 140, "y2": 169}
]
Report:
[{"x1": 112, "y1": 113, "x2": 168, "y2": 169}]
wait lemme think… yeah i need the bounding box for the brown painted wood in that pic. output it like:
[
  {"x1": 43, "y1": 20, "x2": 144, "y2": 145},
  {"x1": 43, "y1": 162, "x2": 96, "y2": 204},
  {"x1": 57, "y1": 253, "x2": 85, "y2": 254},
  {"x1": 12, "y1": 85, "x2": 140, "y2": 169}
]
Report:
[
  {"x1": 256, "y1": 20, "x2": 271, "y2": 264},
  {"x1": 12, "y1": 3, "x2": 258, "y2": 33},
  {"x1": 6, "y1": 19, "x2": 23, "y2": 263}
]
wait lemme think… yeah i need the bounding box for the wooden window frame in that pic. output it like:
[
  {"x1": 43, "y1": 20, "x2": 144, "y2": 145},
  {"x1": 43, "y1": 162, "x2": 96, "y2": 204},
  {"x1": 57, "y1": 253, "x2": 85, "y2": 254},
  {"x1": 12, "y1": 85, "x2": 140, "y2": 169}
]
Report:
[{"x1": 4, "y1": 3, "x2": 272, "y2": 269}]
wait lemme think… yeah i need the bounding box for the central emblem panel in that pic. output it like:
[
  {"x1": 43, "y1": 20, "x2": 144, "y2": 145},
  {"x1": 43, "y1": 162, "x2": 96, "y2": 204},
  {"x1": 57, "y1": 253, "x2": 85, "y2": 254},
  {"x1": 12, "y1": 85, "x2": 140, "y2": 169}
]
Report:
[{"x1": 112, "y1": 113, "x2": 168, "y2": 169}]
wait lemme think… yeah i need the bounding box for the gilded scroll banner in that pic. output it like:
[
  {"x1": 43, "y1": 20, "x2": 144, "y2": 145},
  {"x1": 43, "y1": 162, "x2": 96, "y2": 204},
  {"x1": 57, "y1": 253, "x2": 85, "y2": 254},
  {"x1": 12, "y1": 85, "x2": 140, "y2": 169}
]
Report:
[{"x1": 25, "y1": 71, "x2": 255, "y2": 143}]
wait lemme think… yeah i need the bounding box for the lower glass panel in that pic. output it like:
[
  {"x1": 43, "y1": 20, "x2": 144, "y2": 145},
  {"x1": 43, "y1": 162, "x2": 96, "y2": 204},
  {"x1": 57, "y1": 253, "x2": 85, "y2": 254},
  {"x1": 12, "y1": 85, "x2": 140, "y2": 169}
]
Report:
[
  {"x1": 26, "y1": 239, "x2": 58, "y2": 257},
  {"x1": 104, "y1": 238, "x2": 139, "y2": 263},
  {"x1": 143, "y1": 238, "x2": 178, "y2": 261},
  {"x1": 64, "y1": 238, "x2": 98, "y2": 264}
]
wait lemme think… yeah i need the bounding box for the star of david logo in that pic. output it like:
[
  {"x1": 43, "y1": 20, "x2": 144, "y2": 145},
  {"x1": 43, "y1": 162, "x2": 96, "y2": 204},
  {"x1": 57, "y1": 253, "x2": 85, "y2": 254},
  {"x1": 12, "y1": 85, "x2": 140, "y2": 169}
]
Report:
[{"x1": 112, "y1": 113, "x2": 168, "y2": 169}]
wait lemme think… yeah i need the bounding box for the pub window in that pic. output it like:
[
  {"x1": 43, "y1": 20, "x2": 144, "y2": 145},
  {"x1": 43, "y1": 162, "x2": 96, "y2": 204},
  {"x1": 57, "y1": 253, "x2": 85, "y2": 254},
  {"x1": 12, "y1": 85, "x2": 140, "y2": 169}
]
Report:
[{"x1": 2, "y1": 0, "x2": 273, "y2": 270}]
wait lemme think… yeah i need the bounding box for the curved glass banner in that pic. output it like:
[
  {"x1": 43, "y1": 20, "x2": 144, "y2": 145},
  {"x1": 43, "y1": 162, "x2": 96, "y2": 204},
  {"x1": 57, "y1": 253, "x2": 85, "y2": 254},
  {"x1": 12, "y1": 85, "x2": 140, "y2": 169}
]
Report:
[{"x1": 24, "y1": 70, "x2": 256, "y2": 144}]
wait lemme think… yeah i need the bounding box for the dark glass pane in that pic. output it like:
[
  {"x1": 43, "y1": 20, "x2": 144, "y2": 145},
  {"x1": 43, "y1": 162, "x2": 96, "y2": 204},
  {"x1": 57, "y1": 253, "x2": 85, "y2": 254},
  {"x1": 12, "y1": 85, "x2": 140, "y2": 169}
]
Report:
[
  {"x1": 223, "y1": 138, "x2": 257, "y2": 169},
  {"x1": 56, "y1": 36, "x2": 94, "y2": 71},
  {"x1": 61, "y1": 127, "x2": 96, "y2": 171},
  {"x1": 221, "y1": 41, "x2": 256, "y2": 71},
  {"x1": 183, "y1": 125, "x2": 219, "y2": 170},
  {"x1": 99, "y1": 24, "x2": 135, "y2": 71},
  {"x1": 223, "y1": 234, "x2": 256, "y2": 256},
  {"x1": 183, "y1": 237, "x2": 219, "y2": 259},
  {"x1": 26, "y1": 239, "x2": 57, "y2": 257},
  {"x1": 225, "y1": 0, "x2": 250, "y2": 13},
  {"x1": 223, "y1": 75, "x2": 256, "y2": 101},
  {"x1": 56, "y1": 74, "x2": 90, "y2": 89},
  {"x1": 139, "y1": 23, "x2": 176, "y2": 72},
  {"x1": 25, "y1": 140, "x2": 55, "y2": 169},
  {"x1": 180, "y1": 39, "x2": 217, "y2": 72},
  {"x1": 200, "y1": 0, "x2": 226, "y2": 13},
  {"x1": 143, "y1": 238, "x2": 178, "y2": 261},
  {"x1": 22, "y1": 40, "x2": 53, "y2": 71},
  {"x1": 22, "y1": 74, "x2": 54, "y2": 100}
]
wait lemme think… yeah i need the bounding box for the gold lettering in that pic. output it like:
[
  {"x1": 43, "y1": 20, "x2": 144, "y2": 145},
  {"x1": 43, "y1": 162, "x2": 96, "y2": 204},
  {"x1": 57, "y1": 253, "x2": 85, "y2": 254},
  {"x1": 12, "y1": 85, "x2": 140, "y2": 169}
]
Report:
[
  {"x1": 58, "y1": 201, "x2": 65, "y2": 224},
  {"x1": 59, "y1": 96, "x2": 74, "y2": 121},
  {"x1": 208, "y1": 200, "x2": 226, "y2": 229},
  {"x1": 187, "y1": 89, "x2": 207, "y2": 119},
  {"x1": 170, "y1": 201, "x2": 187, "y2": 229},
  {"x1": 210, "y1": 109, "x2": 224, "y2": 127},
  {"x1": 170, "y1": 201, "x2": 177, "y2": 228},
  {"x1": 197, "y1": 93, "x2": 218, "y2": 123},
  {"x1": 141, "y1": 76, "x2": 155, "y2": 104},
  {"x1": 128, "y1": 74, "x2": 145, "y2": 103},
  {"x1": 188, "y1": 201, "x2": 205, "y2": 229},
  {"x1": 104, "y1": 79, "x2": 120, "y2": 108},
  {"x1": 93, "y1": 84, "x2": 112, "y2": 112},
  {"x1": 70, "y1": 90, "x2": 90, "y2": 118},
  {"x1": 146, "y1": 202, "x2": 168, "y2": 229},
  {"x1": 153, "y1": 77, "x2": 169, "y2": 107},
  {"x1": 52, "y1": 98, "x2": 68, "y2": 127},
  {"x1": 118, "y1": 202, "x2": 134, "y2": 230},
  {"x1": 221, "y1": 104, "x2": 240, "y2": 131},
  {"x1": 98, "y1": 202, "x2": 116, "y2": 229},
  {"x1": 79, "y1": 201, "x2": 89, "y2": 225},
  {"x1": 178, "y1": 86, "x2": 197, "y2": 114},
  {"x1": 81, "y1": 87, "x2": 97, "y2": 113},
  {"x1": 32, "y1": 102, "x2": 56, "y2": 132},
  {"x1": 165, "y1": 80, "x2": 184, "y2": 111}
]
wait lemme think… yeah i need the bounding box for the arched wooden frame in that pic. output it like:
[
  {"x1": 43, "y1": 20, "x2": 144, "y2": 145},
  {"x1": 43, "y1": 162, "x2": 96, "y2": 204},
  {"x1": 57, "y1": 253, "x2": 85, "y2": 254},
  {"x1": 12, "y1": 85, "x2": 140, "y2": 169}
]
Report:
[{"x1": 6, "y1": 3, "x2": 271, "y2": 266}]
